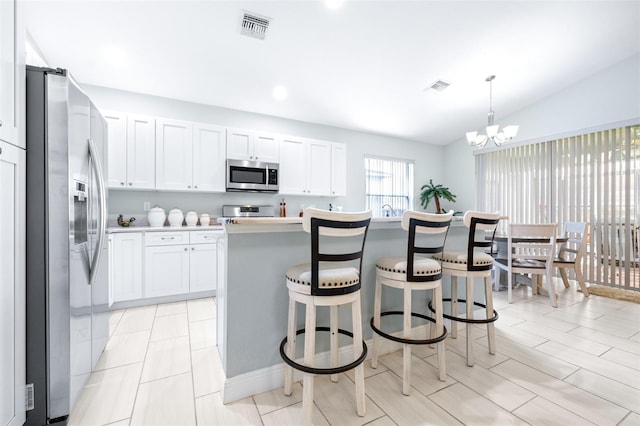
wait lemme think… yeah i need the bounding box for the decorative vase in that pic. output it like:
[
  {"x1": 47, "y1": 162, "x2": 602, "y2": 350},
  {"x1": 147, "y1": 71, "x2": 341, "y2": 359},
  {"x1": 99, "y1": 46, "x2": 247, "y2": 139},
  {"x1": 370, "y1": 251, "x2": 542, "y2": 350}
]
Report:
[
  {"x1": 199, "y1": 213, "x2": 210, "y2": 226},
  {"x1": 147, "y1": 206, "x2": 166, "y2": 227},
  {"x1": 185, "y1": 211, "x2": 198, "y2": 226},
  {"x1": 168, "y1": 208, "x2": 184, "y2": 227}
]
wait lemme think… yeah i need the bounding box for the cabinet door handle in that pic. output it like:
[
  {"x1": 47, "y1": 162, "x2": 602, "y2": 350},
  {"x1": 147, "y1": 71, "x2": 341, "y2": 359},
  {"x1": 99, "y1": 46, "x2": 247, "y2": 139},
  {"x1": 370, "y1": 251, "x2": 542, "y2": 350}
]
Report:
[
  {"x1": 191, "y1": 247, "x2": 195, "y2": 251},
  {"x1": 187, "y1": 185, "x2": 191, "y2": 188},
  {"x1": 0, "y1": 147, "x2": 2, "y2": 155},
  {"x1": 120, "y1": 182, "x2": 125, "y2": 186},
  {"x1": 194, "y1": 185, "x2": 198, "y2": 189},
  {"x1": 0, "y1": 120, "x2": 3, "y2": 127},
  {"x1": 184, "y1": 248, "x2": 188, "y2": 251},
  {"x1": 161, "y1": 237, "x2": 175, "y2": 240},
  {"x1": 128, "y1": 182, "x2": 132, "y2": 186}
]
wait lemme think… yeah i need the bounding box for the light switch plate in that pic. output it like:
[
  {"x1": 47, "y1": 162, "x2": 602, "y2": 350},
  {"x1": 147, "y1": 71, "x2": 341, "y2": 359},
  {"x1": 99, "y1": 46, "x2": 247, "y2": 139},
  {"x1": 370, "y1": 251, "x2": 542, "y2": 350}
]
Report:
[{"x1": 143, "y1": 202, "x2": 150, "y2": 211}]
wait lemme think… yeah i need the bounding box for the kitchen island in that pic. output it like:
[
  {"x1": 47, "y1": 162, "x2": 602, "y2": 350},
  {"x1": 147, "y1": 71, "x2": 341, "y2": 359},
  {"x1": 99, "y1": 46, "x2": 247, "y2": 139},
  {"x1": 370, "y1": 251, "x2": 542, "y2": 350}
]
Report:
[{"x1": 217, "y1": 216, "x2": 477, "y2": 402}]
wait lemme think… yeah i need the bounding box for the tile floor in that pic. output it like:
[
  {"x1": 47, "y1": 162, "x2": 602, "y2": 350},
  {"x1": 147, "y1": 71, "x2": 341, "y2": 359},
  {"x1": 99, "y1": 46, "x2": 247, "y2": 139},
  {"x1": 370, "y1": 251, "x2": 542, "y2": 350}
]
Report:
[{"x1": 69, "y1": 284, "x2": 640, "y2": 425}]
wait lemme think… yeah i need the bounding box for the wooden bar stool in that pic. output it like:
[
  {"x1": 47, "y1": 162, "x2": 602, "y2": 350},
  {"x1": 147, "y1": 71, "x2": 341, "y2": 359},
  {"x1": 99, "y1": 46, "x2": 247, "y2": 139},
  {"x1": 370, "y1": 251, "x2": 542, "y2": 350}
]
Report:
[
  {"x1": 432, "y1": 211, "x2": 500, "y2": 367},
  {"x1": 279, "y1": 208, "x2": 372, "y2": 425},
  {"x1": 370, "y1": 210, "x2": 453, "y2": 395}
]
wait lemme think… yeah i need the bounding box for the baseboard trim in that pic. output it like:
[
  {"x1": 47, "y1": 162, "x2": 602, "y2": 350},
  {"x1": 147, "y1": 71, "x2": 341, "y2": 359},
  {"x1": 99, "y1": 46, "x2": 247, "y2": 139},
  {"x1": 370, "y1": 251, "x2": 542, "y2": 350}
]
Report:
[{"x1": 222, "y1": 324, "x2": 433, "y2": 404}]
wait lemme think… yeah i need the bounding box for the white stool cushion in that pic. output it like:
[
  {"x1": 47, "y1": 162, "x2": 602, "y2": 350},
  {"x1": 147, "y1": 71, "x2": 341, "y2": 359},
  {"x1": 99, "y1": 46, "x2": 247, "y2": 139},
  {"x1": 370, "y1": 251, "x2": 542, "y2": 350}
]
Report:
[
  {"x1": 286, "y1": 263, "x2": 360, "y2": 295},
  {"x1": 376, "y1": 256, "x2": 441, "y2": 281},
  {"x1": 434, "y1": 250, "x2": 494, "y2": 271}
]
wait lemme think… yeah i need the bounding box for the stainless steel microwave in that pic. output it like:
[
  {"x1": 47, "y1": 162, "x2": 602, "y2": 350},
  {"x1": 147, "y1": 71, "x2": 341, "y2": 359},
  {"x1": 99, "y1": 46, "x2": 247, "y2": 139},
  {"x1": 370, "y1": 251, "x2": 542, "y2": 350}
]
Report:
[{"x1": 226, "y1": 159, "x2": 279, "y2": 192}]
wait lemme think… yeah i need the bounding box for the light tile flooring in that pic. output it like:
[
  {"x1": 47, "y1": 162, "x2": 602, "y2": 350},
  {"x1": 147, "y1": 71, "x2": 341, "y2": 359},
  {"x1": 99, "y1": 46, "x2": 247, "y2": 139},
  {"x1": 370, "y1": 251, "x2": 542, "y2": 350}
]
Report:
[{"x1": 70, "y1": 284, "x2": 640, "y2": 425}]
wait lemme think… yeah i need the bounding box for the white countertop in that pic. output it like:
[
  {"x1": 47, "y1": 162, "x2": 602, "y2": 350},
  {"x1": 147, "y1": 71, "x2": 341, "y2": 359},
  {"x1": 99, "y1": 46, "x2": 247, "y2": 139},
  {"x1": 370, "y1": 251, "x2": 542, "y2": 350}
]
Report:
[{"x1": 107, "y1": 224, "x2": 224, "y2": 233}]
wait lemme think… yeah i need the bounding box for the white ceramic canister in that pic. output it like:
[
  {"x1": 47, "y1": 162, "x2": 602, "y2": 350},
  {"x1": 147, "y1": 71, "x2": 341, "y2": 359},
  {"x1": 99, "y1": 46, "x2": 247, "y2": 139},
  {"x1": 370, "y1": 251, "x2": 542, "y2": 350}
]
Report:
[
  {"x1": 147, "y1": 205, "x2": 166, "y2": 227},
  {"x1": 168, "y1": 208, "x2": 184, "y2": 227},
  {"x1": 199, "y1": 213, "x2": 210, "y2": 226},
  {"x1": 185, "y1": 211, "x2": 198, "y2": 226}
]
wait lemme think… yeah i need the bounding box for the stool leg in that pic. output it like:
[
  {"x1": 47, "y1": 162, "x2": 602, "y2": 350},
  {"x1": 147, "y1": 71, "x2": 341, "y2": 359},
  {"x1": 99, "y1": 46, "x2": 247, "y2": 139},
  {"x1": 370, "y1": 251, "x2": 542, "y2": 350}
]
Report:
[
  {"x1": 284, "y1": 296, "x2": 296, "y2": 396},
  {"x1": 466, "y1": 276, "x2": 474, "y2": 367},
  {"x1": 402, "y1": 286, "x2": 412, "y2": 396},
  {"x1": 371, "y1": 275, "x2": 382, "y2": 369},
  {"x1": 330, "y1": 305, "x2": 339, "y2": 383},
  {"x1": 484, "y1": 276, "x2": 496, "y2": 355},
  {"x1": 434, "y1": 284, "x2": 446, "y2": 381},
  {"x1": 303, "y1": 303, "x2": 316, "y2": 426},
  {"x1": 351, "y1": 295, "x2": 365, "y2": 417},
  {"x1": 451, "y1": 276, "x2": 458, "y2": 339}
]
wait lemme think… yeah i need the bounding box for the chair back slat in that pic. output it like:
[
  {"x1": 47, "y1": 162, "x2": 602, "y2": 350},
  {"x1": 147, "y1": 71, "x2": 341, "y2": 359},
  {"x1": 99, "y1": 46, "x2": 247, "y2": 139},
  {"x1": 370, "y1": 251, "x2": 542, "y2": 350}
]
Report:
[
  {"x1": 404, "y1": 210, "x2": 453, "y2": 282},
  {"x1": 508, "y1": 223, "x2": 557, "y2": 272},
  {"x1": 464, "y1": 211, "x2": 501, "y2": 271},
  {"x1": 305, "y1": 208, "x2": 372, "y2": 296}
]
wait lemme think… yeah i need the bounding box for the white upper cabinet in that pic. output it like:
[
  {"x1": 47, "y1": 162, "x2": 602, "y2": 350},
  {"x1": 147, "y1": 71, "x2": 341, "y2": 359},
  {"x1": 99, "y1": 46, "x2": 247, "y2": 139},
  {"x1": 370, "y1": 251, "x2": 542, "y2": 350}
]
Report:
[
  {"x1": 103, "y1": 111, "x2": 127, "y2": 188},
  {"x1": 156, "y1": 120, "x2": 225, "y2": 192},
  {"x1": 226, "y1": 127, "x2": 279, "y2": 162},
  {"x1": 126, "y1": 115, "x2": 156, "y2": 189},
  {"x1": 330, "y1": 143, "x2": 347, "y2": 197},
  {"x1": 279, "y1": 135, "x2": 306, "y2": 194},
  {"x1": 307, "y1": 139, "x2": 331, "y2": 196},
  {"x1": 104, "y1": 111, "x2": 155, "y2": 189},
  {"x1": 192, "y1": 123, "x2": 225, "y2": 192},
  {"x1": 156, "y1": 118, "x2": 193, "y2": 190},
  {"x1": 0, "y1": 0, "x2": 25, "y2": 148},
  {"x1": 279, "y1": 136, "x2": 331, "y2": 196}
]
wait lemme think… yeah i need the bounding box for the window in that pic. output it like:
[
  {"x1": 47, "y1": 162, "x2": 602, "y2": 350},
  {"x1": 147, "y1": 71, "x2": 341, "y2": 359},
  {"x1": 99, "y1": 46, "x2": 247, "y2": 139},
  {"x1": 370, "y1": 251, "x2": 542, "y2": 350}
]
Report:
[
  {"x1": 476, "y1": 125, "x2": 640, "y2": 289},
  {"x1": 365, "y1": 156, "x2": 414, "y2": 217}
]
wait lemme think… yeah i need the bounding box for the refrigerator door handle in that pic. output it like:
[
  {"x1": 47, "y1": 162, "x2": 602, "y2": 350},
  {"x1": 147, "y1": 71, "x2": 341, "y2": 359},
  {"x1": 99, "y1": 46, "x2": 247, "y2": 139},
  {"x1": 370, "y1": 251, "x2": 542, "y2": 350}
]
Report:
[{"x1": 88, "y1": 138, "x2": 107, "y2": 285}]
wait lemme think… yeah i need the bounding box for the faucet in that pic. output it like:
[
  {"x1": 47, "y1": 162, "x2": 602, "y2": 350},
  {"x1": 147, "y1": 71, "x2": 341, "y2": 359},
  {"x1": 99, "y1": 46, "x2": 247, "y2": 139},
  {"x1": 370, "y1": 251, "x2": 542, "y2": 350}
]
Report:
[{"x1": 381, "y1": 204, "x2": 393, "y2": 217}]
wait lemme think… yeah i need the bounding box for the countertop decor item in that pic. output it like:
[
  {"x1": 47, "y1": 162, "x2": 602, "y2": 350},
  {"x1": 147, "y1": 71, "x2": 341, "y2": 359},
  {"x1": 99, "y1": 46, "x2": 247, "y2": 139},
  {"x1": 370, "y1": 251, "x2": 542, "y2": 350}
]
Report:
[
  {"x1": 200, "y1": 213, "x2": 210, "y2": 226},
  {"x1": 185, "y1": 211, "x2": 198, "y2": 226},
  {"x1": 168, "y1": 208, "x2": 184, "y2": 227},
  {"x1": 420, "y1": 179, "x2": 456, "y2": 214},
  {"x1": 147, "y1": 205, "x2": 166, "y2": 227},
  {"x1": 117, "y1": 215, "x2": 136, "y2": 227}
]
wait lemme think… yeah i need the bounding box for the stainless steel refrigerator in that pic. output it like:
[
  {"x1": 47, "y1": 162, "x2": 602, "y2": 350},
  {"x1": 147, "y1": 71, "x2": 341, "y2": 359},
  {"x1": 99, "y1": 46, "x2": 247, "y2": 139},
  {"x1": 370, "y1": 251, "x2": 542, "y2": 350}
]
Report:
[{"x1": 25, "y1": 66, "x2": 109, "y2": 425}]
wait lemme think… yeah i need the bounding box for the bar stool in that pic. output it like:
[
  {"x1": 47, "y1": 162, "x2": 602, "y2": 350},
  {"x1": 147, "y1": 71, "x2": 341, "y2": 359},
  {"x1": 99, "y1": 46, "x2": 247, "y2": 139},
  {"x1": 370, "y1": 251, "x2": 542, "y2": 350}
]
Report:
[
  {"x1": 431, "y1": 211, "x2": 500, "y2": 367},
  {"x1": 280, "y1": 208, "x2": 372, "y2": 425},
  {"x1": 370, "y1": 210, "x2": 453, "y2": 395}
]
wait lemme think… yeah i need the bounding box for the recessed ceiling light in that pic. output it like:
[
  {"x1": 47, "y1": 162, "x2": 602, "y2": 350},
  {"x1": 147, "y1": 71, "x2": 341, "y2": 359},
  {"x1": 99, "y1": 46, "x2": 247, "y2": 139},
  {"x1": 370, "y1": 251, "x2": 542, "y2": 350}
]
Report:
[
  {"x1": 104, "y1": 46, "x2": 127, "y2": 69},
  {"x1": 325, "y1": 0, "x2": 344, "y2": 10},
  {"x1": 273, "y1": 86, "x2": 288, "y2": 101}
]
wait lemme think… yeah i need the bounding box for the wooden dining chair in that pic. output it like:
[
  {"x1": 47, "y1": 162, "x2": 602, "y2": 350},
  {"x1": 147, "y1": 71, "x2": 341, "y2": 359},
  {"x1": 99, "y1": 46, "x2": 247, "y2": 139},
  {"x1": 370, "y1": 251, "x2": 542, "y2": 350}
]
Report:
[
  {"x1": 493, "y1": 223, "x2": 559, "y2": 307},
  {"x1": 553, "y1": 222, "x2": 589, "y2": 296}
]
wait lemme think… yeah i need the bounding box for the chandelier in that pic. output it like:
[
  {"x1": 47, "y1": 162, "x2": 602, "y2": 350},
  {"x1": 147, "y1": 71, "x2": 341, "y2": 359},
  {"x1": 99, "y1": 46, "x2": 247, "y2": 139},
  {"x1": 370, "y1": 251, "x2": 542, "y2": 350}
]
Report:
[{"x1": 466, "y1": 75, "x2": 519, "y2": 148}]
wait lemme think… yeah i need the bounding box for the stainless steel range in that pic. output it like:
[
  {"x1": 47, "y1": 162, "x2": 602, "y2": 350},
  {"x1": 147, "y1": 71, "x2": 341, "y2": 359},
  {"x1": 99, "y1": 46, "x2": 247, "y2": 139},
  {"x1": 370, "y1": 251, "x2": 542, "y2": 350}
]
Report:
[{"x1": 222, "y1": 205, "x2": 275, "y2": 217}]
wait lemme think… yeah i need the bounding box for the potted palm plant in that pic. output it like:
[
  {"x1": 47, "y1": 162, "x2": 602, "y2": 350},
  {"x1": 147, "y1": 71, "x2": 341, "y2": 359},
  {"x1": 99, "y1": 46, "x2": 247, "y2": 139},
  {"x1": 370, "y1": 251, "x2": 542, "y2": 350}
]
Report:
[{"x1": 420, "y1": 179, "x2": 456, "y2": 214}]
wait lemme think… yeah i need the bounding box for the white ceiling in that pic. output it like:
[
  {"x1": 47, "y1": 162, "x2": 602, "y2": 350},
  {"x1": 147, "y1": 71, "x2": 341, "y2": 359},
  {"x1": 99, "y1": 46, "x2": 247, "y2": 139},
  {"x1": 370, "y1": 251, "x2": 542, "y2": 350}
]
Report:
[{"x1": 24, "y1": 1, "x2": 640, "y2": 145}]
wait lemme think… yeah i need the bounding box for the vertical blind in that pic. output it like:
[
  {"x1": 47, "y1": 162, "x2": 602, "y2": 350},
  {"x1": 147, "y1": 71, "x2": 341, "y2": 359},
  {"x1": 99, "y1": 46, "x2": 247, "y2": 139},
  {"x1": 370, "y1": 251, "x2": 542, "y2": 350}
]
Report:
[
  {"x1": 365, "y1": 156, "x2": 414, "y2": 217},
  {"x1": 476, "y1": 125, "x2": 640, "y2": 289}
]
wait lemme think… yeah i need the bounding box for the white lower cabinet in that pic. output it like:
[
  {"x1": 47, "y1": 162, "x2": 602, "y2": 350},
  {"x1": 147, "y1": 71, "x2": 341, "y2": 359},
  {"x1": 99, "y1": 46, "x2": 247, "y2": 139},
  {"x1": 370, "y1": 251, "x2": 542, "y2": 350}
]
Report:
[
  {"x1": 189, "y1": 244, "x2": 217, "y2": 293},
  {"x1": 110, "y1": 229, "x2": 221, "y2": 305},
  {"x1": 145, "y1": 244, "x2": 190, "y2": 298},
  {"x1": 110, "y1": 233, "x2": 143, "y2": 303}
]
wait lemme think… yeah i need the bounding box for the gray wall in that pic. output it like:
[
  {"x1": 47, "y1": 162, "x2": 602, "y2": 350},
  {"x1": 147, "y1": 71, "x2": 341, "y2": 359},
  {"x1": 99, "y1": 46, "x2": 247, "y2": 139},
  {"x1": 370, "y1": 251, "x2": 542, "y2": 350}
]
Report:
[
  {"x1": 82, "y1": 85, "x2": 447, "y2": 219},
  {"x1": 444, "y1": 53, "x2": 640, "y2": 212}
]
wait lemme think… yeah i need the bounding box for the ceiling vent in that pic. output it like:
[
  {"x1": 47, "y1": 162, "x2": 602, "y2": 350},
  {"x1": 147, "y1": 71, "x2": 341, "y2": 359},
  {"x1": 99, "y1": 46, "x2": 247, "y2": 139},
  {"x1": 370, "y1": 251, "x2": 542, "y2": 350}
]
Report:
[
  {"x1": 241, "y1": 11, "x2": 271, "y2": 40},
  {"x1": 426, "y1": 80, "x2": 451, "y2": 92}
]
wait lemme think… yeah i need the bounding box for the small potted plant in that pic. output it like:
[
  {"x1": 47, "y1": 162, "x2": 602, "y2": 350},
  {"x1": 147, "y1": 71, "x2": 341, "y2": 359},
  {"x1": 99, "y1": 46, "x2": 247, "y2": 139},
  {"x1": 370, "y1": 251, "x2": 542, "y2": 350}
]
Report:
[{"x1": 420, "y1": 179, "x2": 456, "y2": 214}]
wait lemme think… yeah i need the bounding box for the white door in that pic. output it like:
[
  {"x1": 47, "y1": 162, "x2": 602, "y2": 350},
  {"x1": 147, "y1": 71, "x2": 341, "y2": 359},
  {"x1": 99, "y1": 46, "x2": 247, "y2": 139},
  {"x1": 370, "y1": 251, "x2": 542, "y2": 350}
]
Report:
[
  {"x1": 193, "y1": 123, "x2": 225, "y2": 192},
  {"x1": 331, "y1": 143, "x2": 347, "y2": 197},
  {"x1": 145, "y1": 245, "x2": 190, "y2": 298},
  {"x1": 189, "y1": 243, "x2": 217, "y2": 293},
  {"x1": 279, "y1": 136, "x2": 306, "y2": 195},
  {"x1": 126, "y1": 114, "x2": 155, "y2": 189},
  {"x1": 307, "y1": 140, "x2": 331, "y2": 195},
  {"x1": 111, "y1": 233, "x2": 143, "y2": 302},
  {"x1": 253, "y1": 132, "x2": 279, "y2": 162},
  {"x1": 0, "y1": 140, "x2": 26, "y2": 426},
  {"x1": 103, "y1": 111, "x2": 127, "y2": 188},
  {"x1": 226, "y1": 128, "x2": 253, "y2": 160},
  {"x1": 155, "y1": 119, "x2": 193, "y2": 190}
]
